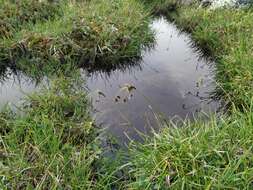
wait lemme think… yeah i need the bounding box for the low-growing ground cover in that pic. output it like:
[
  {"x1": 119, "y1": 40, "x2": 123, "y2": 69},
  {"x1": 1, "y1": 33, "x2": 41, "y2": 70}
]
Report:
[
  {"x1": 108, "y1": 108, "x2": 253, "y2": 189},
  {"x1": 0, "y1": 0, "x2": 153, "y2": 77},
  {"x1": 0, "y1": 0, "x2": 63, "y2": 39},
  {"x1": 0, "y1": 74, "x2": 102, "y2": 189},
  {"x1": 141, "y1": 0, "x2": 181, "y2": 14}
]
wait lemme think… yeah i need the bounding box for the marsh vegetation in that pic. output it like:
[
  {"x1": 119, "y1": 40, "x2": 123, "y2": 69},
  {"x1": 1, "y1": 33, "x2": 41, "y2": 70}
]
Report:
[
  {"x1": 0, "y1": 0, "x2": 153, "y2": 77},
  {"x1": 1, "y1": 0, "x2": 253, "y2": 189}
]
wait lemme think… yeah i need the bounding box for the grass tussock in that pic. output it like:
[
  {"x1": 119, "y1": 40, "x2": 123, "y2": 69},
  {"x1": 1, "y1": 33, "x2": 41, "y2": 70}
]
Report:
[
  {"x1": 142, "y1": 0, "x2": 181, "y2": 15},
  {"x1": 0, "y1": 74, "x2": 102, "y2": 189},
  {"x1": 0, "y1": 0, "x2": 63, "y2": 39},
  {"x1": 119, "y1": 107, "x2": 253, "y2": 189},
  {"x1": 0, "y1": 0, "x2": 153, "y2": 76}
]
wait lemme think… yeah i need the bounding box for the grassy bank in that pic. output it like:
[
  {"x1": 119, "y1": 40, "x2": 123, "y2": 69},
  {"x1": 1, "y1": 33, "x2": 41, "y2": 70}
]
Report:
[
  {"x1": 0, "y1": 0, "x2": 153, "y2": 77},
  {"x1": 0, "y1": 0, "x2": 63, "y2": 39},
  {"x1": 174, "y1": 6, "x2": 253, "y2": 109},
  {"x1": 0, "y1": 74, "x2": 103, "y2": 189},
  {"x1": 116, "y1": 108, "x2": 253, "y2": 189}
]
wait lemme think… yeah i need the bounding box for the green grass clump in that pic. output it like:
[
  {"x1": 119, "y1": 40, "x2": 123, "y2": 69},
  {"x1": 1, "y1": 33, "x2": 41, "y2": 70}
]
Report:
[
  {"x1": 0, "y1": 0, "x2": 63, "y2": 38},
  {"x1": 1, "y1": 0, "x2": 153, "y2": 76},
  {"x1": 0, "y1": 74, "x2": 101, "y2": 189},
  {"x1": 120, "y1": 107, "x2": 253, "y2": 189},
  {"x1": 142, "y1": 0, "x2": 181, "y2": 14}
]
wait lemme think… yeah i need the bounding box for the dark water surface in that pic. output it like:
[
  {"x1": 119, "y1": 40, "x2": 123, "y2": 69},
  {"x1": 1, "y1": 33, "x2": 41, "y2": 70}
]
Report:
[
  {"x1": 0, "y1": 17, "x2": 218, "y2": 143},
  {"x1": 86, "y1": 17, "x2": 218, "y2": 142}
]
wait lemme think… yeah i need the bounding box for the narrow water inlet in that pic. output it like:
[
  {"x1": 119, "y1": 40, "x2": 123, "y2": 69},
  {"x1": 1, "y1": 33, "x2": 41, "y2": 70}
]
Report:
[
  {"x1": 0, "y1": 17, "x2": 218, "y2": 144},
  {"x1": 86, "y1": 17, "x2": 218, "y2": 142}
]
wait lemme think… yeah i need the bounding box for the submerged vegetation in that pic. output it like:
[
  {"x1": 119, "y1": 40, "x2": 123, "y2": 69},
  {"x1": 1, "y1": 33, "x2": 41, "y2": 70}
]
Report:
[{"x1": 1, "y1": 0, "x2": 253, "y2": 189}]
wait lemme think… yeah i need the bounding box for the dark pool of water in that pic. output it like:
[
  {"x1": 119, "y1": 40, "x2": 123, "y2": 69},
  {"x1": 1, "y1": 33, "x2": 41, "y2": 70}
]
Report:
[
  {"x1": 86, "y1": 17, "x2": 218, "y2": 143},
  {"x1": 0, "y1": 17, "x2": 218, "y2": 143}
]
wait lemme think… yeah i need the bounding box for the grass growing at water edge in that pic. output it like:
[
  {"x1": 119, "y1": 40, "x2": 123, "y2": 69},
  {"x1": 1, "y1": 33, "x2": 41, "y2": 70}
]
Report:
[
  {"x1": 142, "y1": 0, "x2": 181, "y2": 14},
  {"x1": 169, "y1": 5, "x2": 253, "y2": 109},
  {"x1": 0, "y1": 0, "x2": 153, "y2": 78},
  {"x1": 118, "y1": 107, "x2": 253, "y2": 189},
  {"x1": 0, "y1": 74, "x2": 103, "y2": 189}
]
